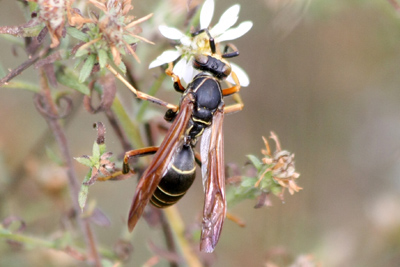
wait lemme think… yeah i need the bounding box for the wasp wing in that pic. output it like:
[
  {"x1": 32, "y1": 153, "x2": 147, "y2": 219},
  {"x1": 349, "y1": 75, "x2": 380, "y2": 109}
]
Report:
[
  {"x1": 199, "y1": 105, "x2": 226, "y2": 253},
  {"x1": 127, "y1": 94, "x2": 194, "y2": 231}
]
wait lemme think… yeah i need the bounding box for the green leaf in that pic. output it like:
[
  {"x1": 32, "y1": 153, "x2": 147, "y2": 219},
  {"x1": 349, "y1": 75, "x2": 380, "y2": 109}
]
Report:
[
  {"x1": 66, "y1": 27, "x2": 89, "y2": 42},
  {"x1": 56, "y1": 67, "x2": 90, "y2": 95},
  {"x1": 79, "y1": 171, "x2": 91, "y2": 211},
  {"x1": 79, "y1": 54, "x2": 96, "y2": 83},
  {"x1": 22, "y1": 24, "x2": 44, "y2": 37},
  {"x1": 123, "y1": 34, "x2": 138, "y2": 44},
  {"x1": 98, "y1": 49, "x2": 108, "y2": 69},
  {"x1": 240, "y1": 176, "x2": 257, "y2": 188},
  {"x1": 74, "y1": 156, "x2": 93, "y2": 167},
  {"x1": 75, "y1": 47, "x2": 89, "y2": 58},
  {"x1": 118, "y1": 61, "x2": 126, "y2": 74},
  {"x1": 0, "y1": 34, "x2": 25, "y2": 46},
  {"x1": 246, "y1": 154, "x2": 263, "y2": 171},
  {"x1": 2, "y1": 81, "x2": 40, "y2": 92},
  {"x1": 98, "y1": 143, "x2": 107, "y2": 155},
  {"x1": 92, "y1": 142, "x2": 100, "y2": 167}
]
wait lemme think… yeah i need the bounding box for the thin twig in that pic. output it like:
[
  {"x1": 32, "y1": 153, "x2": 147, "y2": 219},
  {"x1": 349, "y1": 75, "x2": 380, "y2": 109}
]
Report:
[
  {"x1": 0, "y1": 47, "x2": 49, "y2": 86},
  {"x1": 36, "y1": 68, "x2": 102, "y2": 267}
]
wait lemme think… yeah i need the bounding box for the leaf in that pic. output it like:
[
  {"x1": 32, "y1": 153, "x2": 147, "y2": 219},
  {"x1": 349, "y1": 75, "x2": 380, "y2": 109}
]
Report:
[
  {"x1": 2, "y1": 81, "x2": 40, "y2": 92},
  {"x1": 79, "y1": 171, "x2": 92, "y2": 211},
  {"x1": 98, "y1": 143, "x2": 107, "y2": 156},
  {"x1": 118, "y1": 61, "x2": 126, "y2": 74},
  {"x1": 74, "y1": 156, "x2": 93, "y2": 167},
  {"x1": 75, "y1": 47, "x2": 89, "y2": 58},
  {"x1": 66, "y1": 27, "x2": 89, "y2": 42},
  {"x1": 240, "y1": 176, "x2": 257, "y2": 188},
  {"x1": 79, "y1": 54, "x2": 96, "y2": 83},
  {"x1": 123, "y1": 34, "x2": 138, "y2": 44},
  {"x1": 92, "y1": 142, "x2": 100, "y2": 167},
  {"x1": 56, "y1": 67, "x2": 90, "y2": 95},
  {"x1": 22, "y1": 24, "x2": 45, "y2": 37},
  {"x1": 246, "y1": 154, "x2": 262, "y2": 171},
  {"x1": 98, "y1": 49, "x2": 108, "y2": 69}
]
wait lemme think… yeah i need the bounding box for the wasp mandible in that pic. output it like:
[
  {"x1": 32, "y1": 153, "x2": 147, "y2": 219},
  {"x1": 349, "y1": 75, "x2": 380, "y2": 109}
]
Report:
[{"x1": 107, "y1": 28, "x2": 244, "y2": 252}]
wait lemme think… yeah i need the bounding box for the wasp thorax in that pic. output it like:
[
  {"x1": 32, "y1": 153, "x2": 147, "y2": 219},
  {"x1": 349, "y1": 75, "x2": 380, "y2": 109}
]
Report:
[{"x1": 193, "y1": 54, "x2": 231, "y2": 79}]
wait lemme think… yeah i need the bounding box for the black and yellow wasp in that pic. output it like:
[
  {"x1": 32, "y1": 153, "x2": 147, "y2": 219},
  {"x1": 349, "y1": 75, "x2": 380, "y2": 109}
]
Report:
[{"x1": 107, "y1": 29, "x2": 244, "y2": 252}]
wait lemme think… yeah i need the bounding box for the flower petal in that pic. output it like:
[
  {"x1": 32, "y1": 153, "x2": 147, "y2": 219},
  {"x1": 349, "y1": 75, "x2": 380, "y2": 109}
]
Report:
[
  {"x1": 210, "y1": 4, "x2": 240, "y2": 37},
  {"x1": 172, "y1": 58, "x2": 188, "y2": 80},
  {"x1": 200, "y1": 0, "x2": 215, "y2": 29},
  {"x1": 149, "y1": 50, "x2": 181, "y2": 69},
  {"x1": 227, "y1": 62, "x2": 250, "y2": 87},
  {"x1": 159, "y1": 25, "x2": 185, "y2": 40},
  {"x1": 180, "y1": 36, "x2": 192, "y2": 46},
  {"x1": 216, "y1": 21, "x2": 253, "y2": 42},
  {"x1": 182, "y1": 59, "x2": 194, "y2": 84}
]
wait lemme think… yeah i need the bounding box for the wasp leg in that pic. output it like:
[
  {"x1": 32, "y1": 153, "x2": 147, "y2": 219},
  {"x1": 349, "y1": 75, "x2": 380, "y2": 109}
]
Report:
[
  {"x1": 222, "y1": 71, "x2": 241, "y2": 96},
  {"x1": 106, "y1": 64, "x2": 178, "y2": 112},
  {"x1": 123, "y1": 146, "x2": 159, "y2": 174},
  {"x1": 165, "y1": 63, "x2": 185, "y2": 93},
  {"x1": 222, "y1": 71, "x2": 244, "y2": 114},
  {"x1": 222, "y1": 43, "x2": 239, "y2": 58}
]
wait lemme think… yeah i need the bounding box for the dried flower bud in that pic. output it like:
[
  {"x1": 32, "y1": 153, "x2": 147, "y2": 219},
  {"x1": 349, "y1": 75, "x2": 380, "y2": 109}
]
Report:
[{"x1": 29, "y1": 0, "x2": 66, "y2": 47}]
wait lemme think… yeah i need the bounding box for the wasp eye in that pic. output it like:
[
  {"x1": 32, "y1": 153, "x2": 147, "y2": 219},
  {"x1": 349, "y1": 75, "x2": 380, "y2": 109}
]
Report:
[{"x1": 194, "y1": 54, "x2": 208, "y2": 65}]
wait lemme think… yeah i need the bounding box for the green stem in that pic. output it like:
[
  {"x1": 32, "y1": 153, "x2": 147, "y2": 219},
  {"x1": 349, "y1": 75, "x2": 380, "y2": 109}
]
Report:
[
  {"x1": 136, "y1": 72, "x2": 166, "y2": 122},
  {"x1": 111, "y1": 96, "x2": 145, "y2": 148},
  {"x1": 0, "y1": 228, "x2": 56, "y2": 249},
  {"x1": 0, "y1": 227, "x2": 118, "y2": 260},
  {"x1": 2, "y1": 80, "x2": 40, "y2": 92}
]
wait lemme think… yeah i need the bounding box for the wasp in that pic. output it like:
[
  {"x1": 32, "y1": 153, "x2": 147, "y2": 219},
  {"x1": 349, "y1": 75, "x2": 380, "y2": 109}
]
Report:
[{"x1": 107, "y1": 29, "x2": 244, "y2": 252}]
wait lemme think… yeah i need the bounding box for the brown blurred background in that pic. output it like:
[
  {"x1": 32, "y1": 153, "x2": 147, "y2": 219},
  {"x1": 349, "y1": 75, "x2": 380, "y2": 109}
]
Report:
[{"x1": 2, "y1": 0, "x2": 400, "y2": 266}]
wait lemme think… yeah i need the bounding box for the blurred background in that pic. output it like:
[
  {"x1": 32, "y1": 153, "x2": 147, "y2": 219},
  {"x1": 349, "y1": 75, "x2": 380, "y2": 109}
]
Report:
[{"x1": 2, "y1": 0, "x2": 400, "y2": 266}]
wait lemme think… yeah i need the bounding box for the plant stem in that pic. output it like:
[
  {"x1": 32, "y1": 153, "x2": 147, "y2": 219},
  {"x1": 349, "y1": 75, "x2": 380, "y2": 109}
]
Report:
[
  {"x1": 111, "y1": 96, "x2": 145, "y2": 149},
  {"x1": 37, "y1": 68, "x2": 102, "y2": 267},
  {"x1": 136, "y1": 72, "x2": 166, "y2": 122},
  {"x1": 164, "y1": 206, "x2": 202, "y2": 267}
]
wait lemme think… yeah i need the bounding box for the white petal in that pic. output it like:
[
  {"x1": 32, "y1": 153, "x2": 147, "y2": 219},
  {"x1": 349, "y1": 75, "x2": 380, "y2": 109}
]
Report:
[
  {"x1": 216, "y1": 21, "x2": 253, "y2": 42},
  {"x1": 182, "y1": 59, "x2": 194, "y2": 84},
  {"x1": 227, "y1": 62, "x2": 250, "y2": 87},
  {"x1": 172, "y1": 58, "x2": 187, "y2": 79},
  {"x1": 148, "y1": 50, "x2": 181, "y2": 69},
  {"x1": 200, "y1": 0, "x2": 214, "y2": 29},
  {"x1": 159, "y1": 25, "x2": 185, "y2": 40},
  {"x1": 180, "y1": 36, "x2": 192, "y2": 46},
  {"x1": 210, "y1": 4, "x2": 240, "y2": 37}
]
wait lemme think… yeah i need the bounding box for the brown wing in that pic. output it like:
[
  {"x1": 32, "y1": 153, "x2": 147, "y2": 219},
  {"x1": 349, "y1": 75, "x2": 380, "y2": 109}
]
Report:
[
  {"x1": 127, "y1": 94, "x2": 195, "y2": 231},
  {"x1": 200, "y1": 104, "x2": 226, "y2": 253}
]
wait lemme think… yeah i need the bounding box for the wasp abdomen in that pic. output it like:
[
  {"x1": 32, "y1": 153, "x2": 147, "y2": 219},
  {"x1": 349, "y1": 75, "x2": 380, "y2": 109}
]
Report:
[{"x1": 150, "y1": 145, "x2": 196, "y2": 208}]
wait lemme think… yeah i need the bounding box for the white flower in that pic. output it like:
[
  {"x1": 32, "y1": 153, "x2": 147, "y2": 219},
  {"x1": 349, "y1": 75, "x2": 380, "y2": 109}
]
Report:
[{"x1": 149, "y1": 0, "x2": 252, "y2": 87}]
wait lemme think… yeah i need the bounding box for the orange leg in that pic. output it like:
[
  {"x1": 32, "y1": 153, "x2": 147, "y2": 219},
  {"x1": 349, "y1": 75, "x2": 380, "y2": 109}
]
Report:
[
  {"x1": 165, "y1": 63, "x2": 185, "y2": 93},
  {"x1": 222, "y1": 71, "x2": 241, "y2": 96},
  {"x1": 223, "y1": 71, "x2": 244, "y2": 114},
  {"x1": 123, "y1": 146, "x2": 159, "y2": 174},
  {"x1": 106, "y1": 64, "x2": 179, "y2": 111}
]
